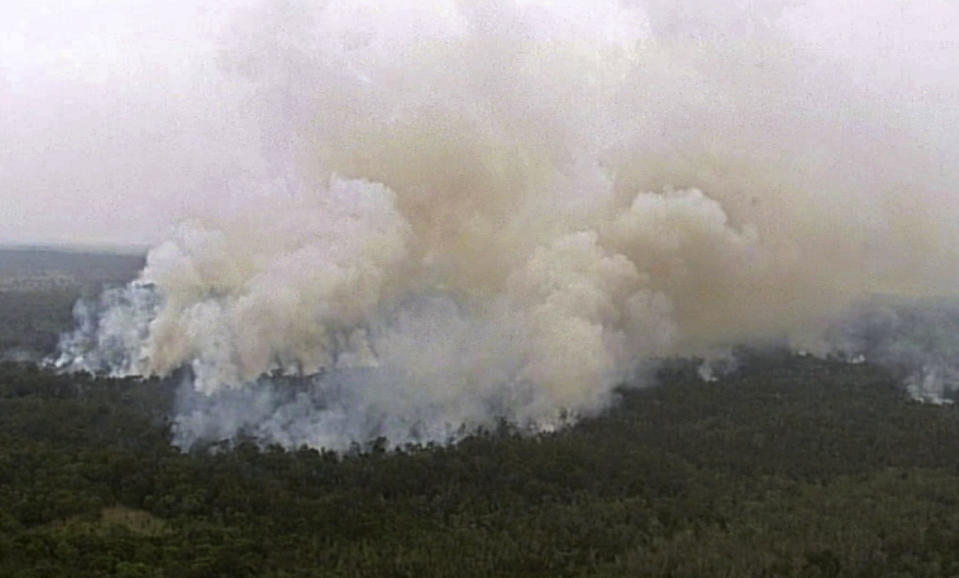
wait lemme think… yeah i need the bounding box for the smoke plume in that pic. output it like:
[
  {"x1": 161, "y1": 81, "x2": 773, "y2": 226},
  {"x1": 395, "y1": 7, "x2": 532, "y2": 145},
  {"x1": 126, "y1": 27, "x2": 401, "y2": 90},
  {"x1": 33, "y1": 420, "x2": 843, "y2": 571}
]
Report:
[{"x1": 55, "y1": 0, "x2": 959, "y2": 449}]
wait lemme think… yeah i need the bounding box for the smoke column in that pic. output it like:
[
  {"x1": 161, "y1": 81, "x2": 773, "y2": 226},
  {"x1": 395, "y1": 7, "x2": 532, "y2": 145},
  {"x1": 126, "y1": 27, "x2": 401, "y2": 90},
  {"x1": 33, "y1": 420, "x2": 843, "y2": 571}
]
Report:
[{"x1": 55, "y1": 0, "x2": 959, "y2": 449}]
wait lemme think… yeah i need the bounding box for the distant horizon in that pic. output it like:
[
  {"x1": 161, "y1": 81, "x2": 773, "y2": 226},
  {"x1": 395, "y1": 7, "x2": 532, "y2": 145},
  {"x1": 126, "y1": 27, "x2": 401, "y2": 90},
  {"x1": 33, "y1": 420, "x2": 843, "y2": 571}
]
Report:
[{"x1": 0, "y1": 241, "x2": 149, "y2": 256}]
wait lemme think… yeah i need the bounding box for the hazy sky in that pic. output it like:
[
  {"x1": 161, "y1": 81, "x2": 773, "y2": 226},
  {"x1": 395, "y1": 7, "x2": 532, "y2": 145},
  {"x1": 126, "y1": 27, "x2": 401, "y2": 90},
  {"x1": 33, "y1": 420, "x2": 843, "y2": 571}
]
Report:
[
  {"x1": 1, "y1": 0, "x2": 958, "y2": 248},
  {"x1": 0, "y1": 0, "x2": 258, "y2": 247}
]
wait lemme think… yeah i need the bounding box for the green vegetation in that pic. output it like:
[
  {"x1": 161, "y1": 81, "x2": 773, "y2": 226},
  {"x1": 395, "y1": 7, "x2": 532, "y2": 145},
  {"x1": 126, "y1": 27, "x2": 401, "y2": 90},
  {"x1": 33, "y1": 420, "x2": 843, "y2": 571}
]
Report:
[
  {"x1": 0, "y1": 248, "x2": 143, "y2": 360},
  {"x1": 2, "y1": 358, "x2": 959, "y2": 577},
  {"x1": 2, "y1": 249, "x2": 959, "y2": 576},
  {"x1": 0, "y1": 288, "x2": 81, "y2": 356}
]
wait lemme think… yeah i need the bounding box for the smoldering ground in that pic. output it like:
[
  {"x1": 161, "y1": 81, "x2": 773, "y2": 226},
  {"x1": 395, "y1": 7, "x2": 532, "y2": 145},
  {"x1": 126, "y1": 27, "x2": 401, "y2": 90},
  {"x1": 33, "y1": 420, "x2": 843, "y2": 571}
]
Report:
[{"x1": 49, "y1": 0, "x2": 959, "y2": 450}]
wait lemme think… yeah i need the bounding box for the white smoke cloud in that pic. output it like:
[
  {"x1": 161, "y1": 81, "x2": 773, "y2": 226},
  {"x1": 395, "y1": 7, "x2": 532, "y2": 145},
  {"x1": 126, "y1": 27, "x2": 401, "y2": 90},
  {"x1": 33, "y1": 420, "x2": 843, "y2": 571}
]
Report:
[{"x1": 52, "y1": 0, "x2": 959, "y2": 449}]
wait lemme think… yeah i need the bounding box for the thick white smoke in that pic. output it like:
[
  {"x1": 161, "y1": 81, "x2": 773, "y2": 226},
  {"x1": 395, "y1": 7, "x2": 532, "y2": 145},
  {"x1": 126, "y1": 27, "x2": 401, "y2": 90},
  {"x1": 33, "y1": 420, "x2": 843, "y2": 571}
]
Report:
[{"x1": 56, "y1": 0, "x2": 959, "y2": 449}]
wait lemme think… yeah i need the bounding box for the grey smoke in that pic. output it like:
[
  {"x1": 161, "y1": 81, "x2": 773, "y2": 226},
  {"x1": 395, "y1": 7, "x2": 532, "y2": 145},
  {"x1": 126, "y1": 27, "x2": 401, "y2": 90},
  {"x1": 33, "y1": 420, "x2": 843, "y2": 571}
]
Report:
[
  {"x1": 50, "y1": 0, "x2": 959, "y2": 450},
  {"x1": 824, "y1": 298, "x2": 959, "y2": 404}
]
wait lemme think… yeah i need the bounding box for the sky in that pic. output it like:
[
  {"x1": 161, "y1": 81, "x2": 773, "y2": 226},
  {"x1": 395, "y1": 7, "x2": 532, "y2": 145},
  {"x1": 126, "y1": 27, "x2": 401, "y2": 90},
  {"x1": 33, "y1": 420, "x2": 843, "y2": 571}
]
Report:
[
  {"x1": 1, "y1": 0, "x2": 958, "y2": 248},
  {"x1": 22, "y1": 0, "x2": 959, "y2": 447},
  {"x1": 0, "y1": 0, "x2": 259, "y2": 248}
]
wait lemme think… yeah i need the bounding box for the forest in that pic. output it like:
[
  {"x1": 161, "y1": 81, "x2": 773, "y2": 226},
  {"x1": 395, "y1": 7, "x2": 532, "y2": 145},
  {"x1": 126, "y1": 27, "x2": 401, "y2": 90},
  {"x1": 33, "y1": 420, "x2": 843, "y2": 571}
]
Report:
[
  {"x1": 2, "y1": 248, "x2": 959, "y2": 577},
  {"x1": 0, "y1": 248, "x2": 143, "y2": 359}
]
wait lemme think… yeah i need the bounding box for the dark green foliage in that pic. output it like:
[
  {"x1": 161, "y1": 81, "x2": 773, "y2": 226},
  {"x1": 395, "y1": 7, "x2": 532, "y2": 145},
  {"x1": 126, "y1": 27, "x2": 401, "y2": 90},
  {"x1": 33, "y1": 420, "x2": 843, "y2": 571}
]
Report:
[
  {"x1": 0, "y1": 289, "x2": 85, "y2": 356},
  {"x1": 2, "y1": 249, "x2": 958, "y2": 576},
  {"x1": 0, "y1": 248, "x2": 144, "y2": 359},
  {"x1": 2, "y1": 358, "x2": 959, "y2": 576}
]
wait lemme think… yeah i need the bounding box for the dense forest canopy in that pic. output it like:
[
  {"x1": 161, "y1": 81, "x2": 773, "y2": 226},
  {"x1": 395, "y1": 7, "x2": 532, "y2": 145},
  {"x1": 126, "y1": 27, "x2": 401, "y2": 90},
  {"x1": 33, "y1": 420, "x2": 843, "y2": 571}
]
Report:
[
  {"x1": 1, "y1": 249, "x2": 959, "y2": 576},
  {"x1": 3, "y1": 355, "x2": 959, "y2": 576},
  {"x1": 6, "y1": 0, "x2": 959, "y2": 572}
]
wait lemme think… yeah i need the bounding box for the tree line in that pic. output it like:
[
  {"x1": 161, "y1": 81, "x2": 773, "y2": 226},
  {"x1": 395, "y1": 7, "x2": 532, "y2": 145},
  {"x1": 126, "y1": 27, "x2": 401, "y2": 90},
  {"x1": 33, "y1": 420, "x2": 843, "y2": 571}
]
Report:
[{"x1": 1, "y1": 355, "x2": 959, "y2": 576}]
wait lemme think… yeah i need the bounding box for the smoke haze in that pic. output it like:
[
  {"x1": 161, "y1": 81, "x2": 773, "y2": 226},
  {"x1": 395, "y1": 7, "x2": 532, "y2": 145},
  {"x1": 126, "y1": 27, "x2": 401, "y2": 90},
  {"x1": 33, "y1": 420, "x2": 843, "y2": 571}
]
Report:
[{"x1": 31, "y1": 0, "x2": 959, "y2": 449}]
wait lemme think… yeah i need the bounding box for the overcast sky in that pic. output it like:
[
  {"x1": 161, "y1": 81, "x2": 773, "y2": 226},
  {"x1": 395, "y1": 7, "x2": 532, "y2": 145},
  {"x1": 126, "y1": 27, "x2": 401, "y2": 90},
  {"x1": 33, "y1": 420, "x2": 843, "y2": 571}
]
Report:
[
  {"x1": 1, "y1": 0, "x2": 958, "y2": 249},
  {"x1": 0, "y1": 0, "x2": 259, "y2": 248}
]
